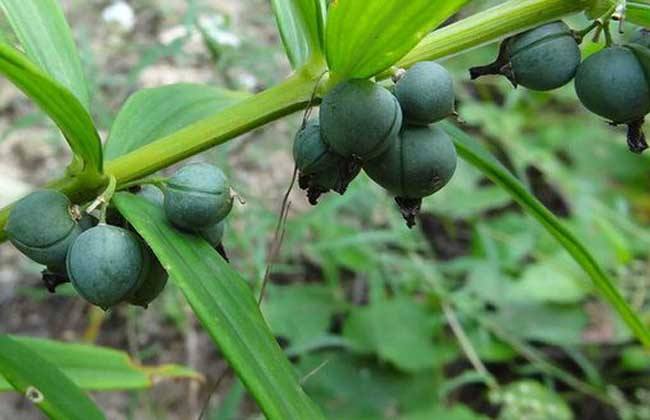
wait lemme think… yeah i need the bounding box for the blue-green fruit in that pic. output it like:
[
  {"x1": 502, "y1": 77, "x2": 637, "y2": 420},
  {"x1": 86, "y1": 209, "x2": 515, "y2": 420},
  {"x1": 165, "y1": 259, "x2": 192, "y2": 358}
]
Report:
[
  {"x1": 364, "y1": 125, "x2": 457, "y2": 199},
  {"x1": 127, "y1": 247, "x2": 168, "y2": 308},
  {"x1": 164, "y1": 163, "x2": 233, "y2": 231},
  {"x1": 575, "y1": 46, "x2": 650, "y2": 124},
  {"x1": 5, "y1": 190, "x2": 82, "y2": 271},
  {"x1": 320, "y1": 79, "x2": 402, "y2": 161},
  {"x1": 364, "y1": 125, "x2": 457, "y2": 228},
  {"x1": 67, "y1": 225, "x2": 146, "y2": 309},
  {"x1": 631, "y1": 28, "x2": 650, "y2": 48},
  {"x1": 200, "y1": 220, "x2": 225, "y2": 247},
  {"x1": 394, "y1": 62, "x2": 455, "y2": 125},
  {"x1": 470, "y1": 21, "x2": 581, "y2": 91},
  {"x1": 293, "y1": 120, "x2": 360, "y2": 204},
  {"x1": 138, "y1": 185, "x2": 164, "y2": 207}
]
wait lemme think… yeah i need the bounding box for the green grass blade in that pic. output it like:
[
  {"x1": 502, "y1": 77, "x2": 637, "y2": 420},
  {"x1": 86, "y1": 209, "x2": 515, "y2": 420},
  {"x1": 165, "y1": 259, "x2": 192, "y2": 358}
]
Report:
[
  {"x1": 442, "y1": 121, "x2": 650, "y2": 347},
  {"x1": 0, "y1": 43, "x2": 102, "y2": 174},
  {"x1": 0, "y1": 336, "x2": 202, "y2": 392},
  {"x1": 105, "y1": 83, "x2": 249, "y2": 161},
  {"x1": 0, "y1": 0, "x2": 91, "y2": 109},
  {"x1": 0, "y1": 334, "x2": 105, "y2": 420},
  {"x1": 113, "y1": 193, "x2": 325, "y2": 420},
  {"x1": 270, "y1": 0, "x2": 326, "y2": 68}
]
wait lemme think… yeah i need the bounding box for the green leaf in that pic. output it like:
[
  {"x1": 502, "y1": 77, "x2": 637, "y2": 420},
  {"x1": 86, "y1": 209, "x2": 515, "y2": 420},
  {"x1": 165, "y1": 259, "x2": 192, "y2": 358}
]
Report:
[
  {"x1": 442, "y1": 121, "x2": 650, "y2": 347},
  {"x1": 490, "y1": 380, "x2": 573, "y2": 420},
  {"x1": 298, "y1": 351, "x2": 442, "y2": 419},
  {"x1": 262, "y1": 284, "x2": 342, "y2": 349},
  {"x1": 0, "y1": 43, "x2": 102, "y2": 174},
  {"x1": 0, "y1": 0, "x2": 91, "y2": 109},
  {"x1": 0, "y1": 334, "x2": 104, "y2": 420},
  {"x1": 112, "y1": 193, "x2": 324, "y2": 420},
  {"x1": 508, "y1": 256, "x2": 588, "y2": 304},
  {"x1": 105, "y1": 83, "x2": 249, "y2": 161},
  {"x1": 627, "y1": 1, "x2": 650, "y2": 27},
  {"x1": 342, "y1": 297, "x2": 455, "y2": 372},
  {"x1": 620, "y1": 345, "x2": 650, "y2": 372},
  {"x1": 402, "y1": 405, "x2": 486, "y2": 420},
  {"x1": 325, "y1": 0, "x2": 470, "y2": 79},
  {"x1": 270, "y1": 0, "x2": 326, "y2": 68},
  {"x1": 0, "y1": 336, "x2": 202, "y2": 392},
  {"x1": 491, "y1": 303, "x2": 588, "y2": 346}
]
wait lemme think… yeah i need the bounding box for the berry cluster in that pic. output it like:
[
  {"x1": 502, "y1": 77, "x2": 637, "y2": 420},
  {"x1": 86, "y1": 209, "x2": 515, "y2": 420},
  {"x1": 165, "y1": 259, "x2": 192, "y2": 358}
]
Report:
[
  {"x1": 5, "y1": 163, "x2": 233, "y2": 309},
  {"x1": 294, "y1": 62, "x2": 458, "y2": 227},
  {"x1": 470, "y1": 22, "x2": 650, "y2": 153}
]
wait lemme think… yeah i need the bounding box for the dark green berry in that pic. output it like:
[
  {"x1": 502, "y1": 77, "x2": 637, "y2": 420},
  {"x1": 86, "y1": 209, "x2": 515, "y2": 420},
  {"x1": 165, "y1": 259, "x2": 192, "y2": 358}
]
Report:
[
  {"x1": 164, "y1": 163, "x2": 233, "y2": 231},
  {"x1": 394, "y1": 62, "x2": 455, "y2": 125},
  {"x1": 127, "y1": 246, "x2": 168, "y2": 308},
  {"x1": 631, "y1": 28, "x2": 650, "y2": 48},
  {"x1": 364, "y1": 125, "x2": 457, "y2": 227},
  {"x1": 5, "y1": 190, "x2": 82, "y2": 271},
  {"x1": 470, "y1": 21, "x2": 581, "y2": 91},
  {"x1": 293, "y1": 120, "x2": 360, "y2": 204},
  {"x1": 320, "y1": 79, "x2": 402, "y2": 161},
  {"x1": 575, "y1": 46, "x2": 650, "y2": 153},
  {"x1": 67, "y1": 225, "x2": 146, "y2": 309},
  {"x1": 200, "y1": 220, "x2": 225, "y2": 247}
]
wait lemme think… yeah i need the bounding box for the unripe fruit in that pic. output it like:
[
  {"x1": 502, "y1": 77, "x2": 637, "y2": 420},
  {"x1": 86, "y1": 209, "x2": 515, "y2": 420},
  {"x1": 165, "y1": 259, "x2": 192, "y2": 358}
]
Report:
[
  {"x1": 575, "y1": 45, "x2": 650, "y2": 153},
  {"x1": 5, "y1": 190, "x2": 82, "y2": 271},
  {"x1": 164, "y1": 163, "x2": 233, "y2": 231},
  {"x1": 394, "y1": 62, "x2": 455, "y2": 125},
  {"x1": 293, "y1": 120, "x2": 360, "y2": 204},
  {"x1": 365, "y1": 125, "x2": 457, "y2": 198},
  {"x1": 470, "y1": 21, "x2": 581, "y2": 91},
  {"x1": 200, "y1": 220, "x2": 225, "y2": 248},
  {"x1": 631, "y1": 28, "x2": 650, "y2": 48},
  {"x1": 364, "y1": 125, "x2": 457, "y2": 227},
  {"x1": 320, "y1": 79, "x2": 402, "y2": 161},
  {"x1": 575, "y1": 46, "x2": 650, "y2": 124},
  {"x1": 138, "y1": 185, "x2": 164, "y2": 207},
  {"x1": 67, "y1": 225, "x2": 146, "y2": 309},
  {"x1": 127, "y1": 247, "x2": 168, "y2": 308}
]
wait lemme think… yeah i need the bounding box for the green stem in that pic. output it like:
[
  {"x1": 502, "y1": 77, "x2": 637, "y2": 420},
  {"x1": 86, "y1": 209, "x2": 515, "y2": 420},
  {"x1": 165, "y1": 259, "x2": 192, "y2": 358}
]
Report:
[
  {"x1": 117, "y1": 176, "x2": 168, "y2": 191},
  {"x1": 382, "y1": 0, "x2": 591, "y2": 76},
  {"x1": 105, "y1": 70, "x2": 316, "y2": 184}
]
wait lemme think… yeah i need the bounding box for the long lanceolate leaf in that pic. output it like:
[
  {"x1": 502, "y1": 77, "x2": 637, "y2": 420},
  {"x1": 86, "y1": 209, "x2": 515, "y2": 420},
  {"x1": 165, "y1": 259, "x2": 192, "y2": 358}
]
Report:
[
  {"x1": 113, "y1": 193, "x2": 325, "y2": 420},
  {"x1": 0, "y1": 0, "x2": 91, "y2": 109},
  {"x1": 441, "y1": 122, "x2": 650, "y2": 347},
  {"x1": 0, "y1": 43, "x2": 102, "y2": 174},
  {"x1": 0, "y1": 337, "x2": 201, "y2": 392},
  {"x1": 627, "y1": 1, "x2": 650, "y2": 26},
  {"x1": 270, "y1": 0, "x2": 327, "y2": 68},
  {"x1": 325, "y1": 0, "x2": 471, "y2": 80},
  {"x1": 105, "y1": 83, "x2": 249, "y2": 161},
  {"x1": 0, "y1": 335, "x2": 104, "y2": 420}
]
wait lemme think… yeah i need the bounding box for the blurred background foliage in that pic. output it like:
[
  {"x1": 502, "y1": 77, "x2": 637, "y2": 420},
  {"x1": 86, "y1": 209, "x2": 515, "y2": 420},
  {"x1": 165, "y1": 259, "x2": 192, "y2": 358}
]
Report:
[{"x1": 1, "y1": 0, "x2": 650, "y2": 419}]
